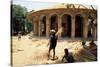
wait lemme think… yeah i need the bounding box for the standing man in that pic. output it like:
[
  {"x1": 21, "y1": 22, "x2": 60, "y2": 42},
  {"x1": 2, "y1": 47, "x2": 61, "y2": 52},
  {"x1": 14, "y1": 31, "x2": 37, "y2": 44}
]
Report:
[
  {"x1": 48, "y1": 29, "x2": 58, "y2": 60},
  {"x1": 18, "y1": 31, "x2": 21, "y2": 40}
]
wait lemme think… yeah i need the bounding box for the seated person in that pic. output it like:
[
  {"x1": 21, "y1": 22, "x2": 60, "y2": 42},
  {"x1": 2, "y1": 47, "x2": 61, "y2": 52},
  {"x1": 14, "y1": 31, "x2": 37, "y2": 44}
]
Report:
[
  {"x1": 82, "y1": 41, "x2": 89, "y2": 49},
  {"x1": 88, "y1": 40, "x2": 97, "y2": 57},
  {"x1": 62, "y1": 48, "x2": 75, "y2": 63},
  {"x1": 89, "y1": 40, "x2": 97, "y2": 48},
  {"x1": 82, "y1": 41, "x2": 86, "y2": 48}
]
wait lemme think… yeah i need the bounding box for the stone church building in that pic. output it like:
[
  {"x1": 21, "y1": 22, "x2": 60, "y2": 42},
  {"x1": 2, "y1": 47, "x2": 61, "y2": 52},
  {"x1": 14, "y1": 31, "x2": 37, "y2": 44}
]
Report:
[{"x1": 28, "y1": 4, "x2": 97, "y2": 39}]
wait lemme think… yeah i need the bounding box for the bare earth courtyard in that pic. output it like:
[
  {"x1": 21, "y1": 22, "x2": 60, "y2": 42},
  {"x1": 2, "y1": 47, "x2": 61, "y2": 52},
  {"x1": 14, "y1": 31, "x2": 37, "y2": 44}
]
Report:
[{"x1": 12, "y1": 35, "x2": 97, "y2": 66}]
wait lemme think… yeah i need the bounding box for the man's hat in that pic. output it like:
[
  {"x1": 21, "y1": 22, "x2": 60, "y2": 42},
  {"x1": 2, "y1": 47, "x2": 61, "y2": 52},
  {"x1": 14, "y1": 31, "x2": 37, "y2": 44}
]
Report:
[{"x1": 50, "y1": 29, "x2": 56, "y2": 33}]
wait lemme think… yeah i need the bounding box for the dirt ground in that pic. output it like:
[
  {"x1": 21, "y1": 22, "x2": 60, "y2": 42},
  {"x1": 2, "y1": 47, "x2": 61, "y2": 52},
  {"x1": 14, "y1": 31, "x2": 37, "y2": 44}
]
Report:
[{"x1": 11, "y1": 35, "x2": 97, "y2": 67}]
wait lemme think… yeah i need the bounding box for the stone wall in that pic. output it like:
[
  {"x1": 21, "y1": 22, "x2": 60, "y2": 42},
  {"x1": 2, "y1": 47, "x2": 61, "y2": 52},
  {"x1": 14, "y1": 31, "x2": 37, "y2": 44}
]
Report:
[{"x1": 28, "y1": 8, "x2": 97, "y2": 40}]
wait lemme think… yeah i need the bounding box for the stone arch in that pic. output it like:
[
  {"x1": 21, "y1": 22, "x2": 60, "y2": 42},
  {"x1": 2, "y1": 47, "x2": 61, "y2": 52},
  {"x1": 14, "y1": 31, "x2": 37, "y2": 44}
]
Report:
[
  {"x1": 40, "y1": 15, "x2": 46, "y2": 36},
  {"x1": 61, "y1": 14, "x2": 71, "y2": 37},
  {"x1": 75, "y1": 14, "x2": 83, "y2": 37},
  {"x1": 50, "y1": 14, "x2": 58, "y2": 32}
]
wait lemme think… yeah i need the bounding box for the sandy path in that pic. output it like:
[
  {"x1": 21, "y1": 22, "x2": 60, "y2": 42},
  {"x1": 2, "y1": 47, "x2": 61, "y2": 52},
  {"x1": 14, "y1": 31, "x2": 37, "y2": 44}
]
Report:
[{"x1": 12, "y1": 36, "x2": 96, "y2": 67}]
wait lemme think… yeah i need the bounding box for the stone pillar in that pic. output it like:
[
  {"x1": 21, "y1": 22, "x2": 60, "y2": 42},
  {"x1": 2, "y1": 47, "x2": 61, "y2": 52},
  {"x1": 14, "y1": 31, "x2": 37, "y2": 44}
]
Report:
[
  {"x1": 83, "y1": 17, "x2": 88, "y2": 38},
  {"x1": 57, "y1": 16, "x2": 62, "y2": 38},
  {"x1": 38, "y1": 20, "x2": 41, "y2": 37},
  {"x1": 93, "y1": 19, "x2": 97, "y2": 39},
  {"x1": 95, "y1": 26, "x2": 97, "y2": 39},
  {"x1": 33, "y1": 22, "x2": 35, "y2": 35},
  {"x1": 46, "y1": 16, "x2": 50, "y2": 37},
  {"x1": 33, "y1": 21, "x2": 37, "y2": 36},
  {"x1": 71, "y1": 15, "x2": 75, "y2": 38},
  {"x1": 93, "y1": 26, "x2": 97, "y2": 39}
]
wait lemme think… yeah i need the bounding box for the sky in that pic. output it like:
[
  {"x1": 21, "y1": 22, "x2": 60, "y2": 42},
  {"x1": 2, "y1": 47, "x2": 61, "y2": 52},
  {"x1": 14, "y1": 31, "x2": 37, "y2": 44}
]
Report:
[
  {"x1": 12, "y1": 0, "x2": 97, "y2": 12},
  {"x1": 12, "y1": 0, "x2": 58, "y2": 11}
]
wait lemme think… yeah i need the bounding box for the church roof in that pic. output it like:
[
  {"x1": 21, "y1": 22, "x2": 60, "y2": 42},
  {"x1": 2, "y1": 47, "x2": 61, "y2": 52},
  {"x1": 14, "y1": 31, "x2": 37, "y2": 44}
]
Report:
[
  {"x1": 29, "y1": 3, "x2": 96, "y2": 13},
  {"x1": 48, "y1": 3, "x2": 97, "y2": 10}
]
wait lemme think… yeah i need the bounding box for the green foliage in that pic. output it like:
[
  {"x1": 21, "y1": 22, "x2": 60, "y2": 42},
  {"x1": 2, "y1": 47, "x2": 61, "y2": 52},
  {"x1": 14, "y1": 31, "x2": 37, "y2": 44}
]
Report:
[{"x1": 11, "y1": 4, "x2": 33, "y2": 35}]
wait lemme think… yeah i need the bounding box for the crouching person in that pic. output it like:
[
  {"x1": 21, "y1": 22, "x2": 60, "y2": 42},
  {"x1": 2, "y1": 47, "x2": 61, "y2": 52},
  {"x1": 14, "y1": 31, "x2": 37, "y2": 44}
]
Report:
[{"x1": 62, "y1": 48, "x2": 75, "y2": 63}]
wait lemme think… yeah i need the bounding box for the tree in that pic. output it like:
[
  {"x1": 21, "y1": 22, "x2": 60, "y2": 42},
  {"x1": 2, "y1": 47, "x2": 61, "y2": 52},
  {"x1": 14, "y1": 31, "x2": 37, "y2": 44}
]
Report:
[{"x1": 11, "y1": 4, "x2": 33, "y2": 35}]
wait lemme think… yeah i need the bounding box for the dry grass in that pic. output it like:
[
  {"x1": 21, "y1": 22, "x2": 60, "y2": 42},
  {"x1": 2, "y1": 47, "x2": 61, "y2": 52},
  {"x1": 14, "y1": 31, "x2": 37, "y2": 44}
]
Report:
[{"x1": 11, "y1": 36, "x2": 97, "y2": 67}]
